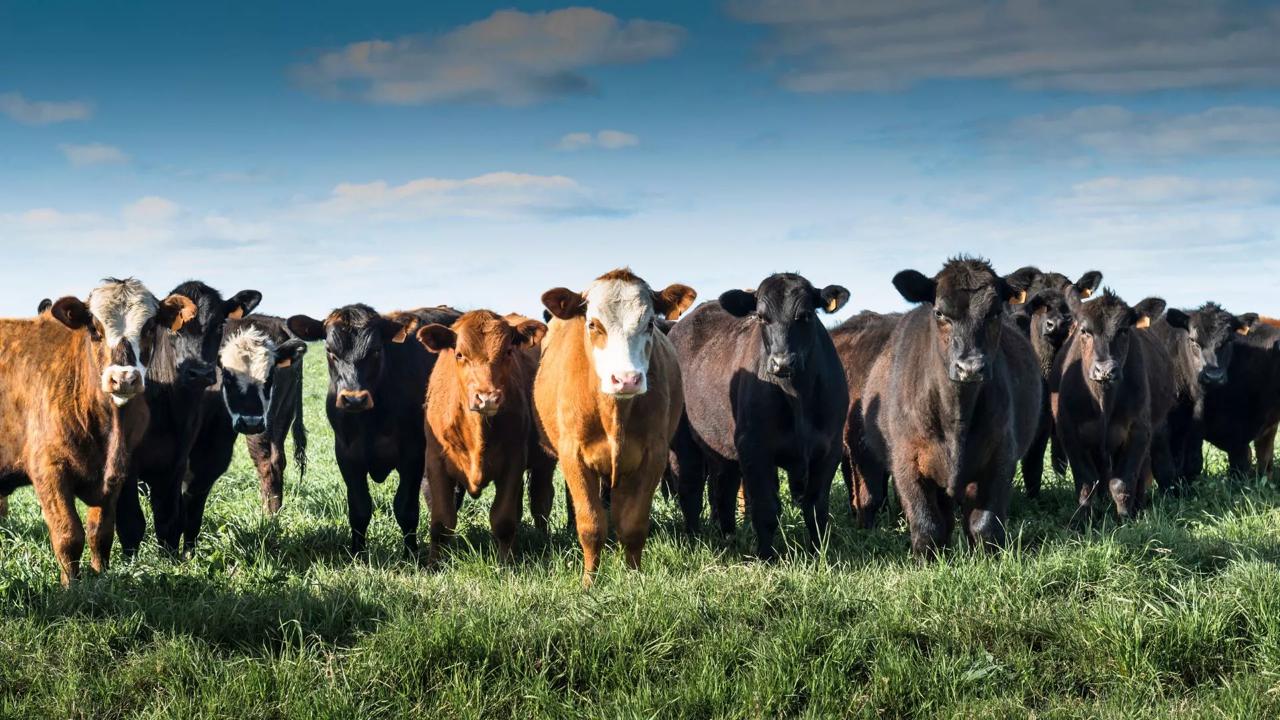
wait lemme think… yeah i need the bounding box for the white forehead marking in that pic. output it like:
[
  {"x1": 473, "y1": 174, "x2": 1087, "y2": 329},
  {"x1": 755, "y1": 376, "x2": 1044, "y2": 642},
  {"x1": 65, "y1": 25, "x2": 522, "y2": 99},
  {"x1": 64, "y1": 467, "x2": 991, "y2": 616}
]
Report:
[
  {"x1": 220, "y1": 326, "x2": 276, "y2": 384},
  {"x1": 87, "y1": 279, "x2": 159, "y2": 348},
  {"x1": 584, "y1": 278, "x2": 653, "y2": 332}
]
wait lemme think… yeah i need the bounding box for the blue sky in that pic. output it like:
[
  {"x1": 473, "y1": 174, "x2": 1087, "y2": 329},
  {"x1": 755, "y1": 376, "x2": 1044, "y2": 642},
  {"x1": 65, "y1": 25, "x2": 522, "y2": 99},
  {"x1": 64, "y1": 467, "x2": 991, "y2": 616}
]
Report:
[{"x1": 3, "y1": 0, "x2": 1279, "y2": 318}]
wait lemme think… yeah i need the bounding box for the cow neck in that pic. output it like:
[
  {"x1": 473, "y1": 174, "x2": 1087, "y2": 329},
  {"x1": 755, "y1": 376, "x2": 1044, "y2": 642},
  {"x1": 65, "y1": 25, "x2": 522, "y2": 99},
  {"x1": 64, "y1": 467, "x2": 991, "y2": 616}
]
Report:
[
  {"x1": 63, "y1": 324, "x2": 145, "y2": 495},
  {"x1": 1029, "y1": 331, "x2": 1057, "y2": 382},
  {"x1": 924, "y1": 333, "x2": 983, "y2": 498}
]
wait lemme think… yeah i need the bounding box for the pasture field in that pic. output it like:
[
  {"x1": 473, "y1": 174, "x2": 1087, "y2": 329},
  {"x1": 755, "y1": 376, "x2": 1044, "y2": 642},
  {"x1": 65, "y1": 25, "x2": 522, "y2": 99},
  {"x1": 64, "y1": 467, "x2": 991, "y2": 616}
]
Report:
[{"x1": 2, "y1": 349, "x2": 1279, "y2": 719}]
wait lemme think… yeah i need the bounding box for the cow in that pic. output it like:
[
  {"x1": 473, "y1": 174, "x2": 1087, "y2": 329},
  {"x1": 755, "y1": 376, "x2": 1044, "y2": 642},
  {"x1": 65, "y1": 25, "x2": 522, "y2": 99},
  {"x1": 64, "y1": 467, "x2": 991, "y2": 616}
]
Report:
[
  {"x1": 669, "y1": 273, "x2": 849, "y2": 560},
  {"x1": 853, "y1": 258, "x2": 1041, "y2": 555},
  {"x1": 534, "y1": 268, "x2": 695, "y2": 587},
  {"x1": 169, "y1": 313, "x2": 310, "y2": 549},
  {"x1": 1050, "y1": 291, "x2": 1176, "y2": 519},
  {"x1": 1150, "y1": 304, "x2": 1258, "y2": 488},
  {"x1": 0, "y1": 278, "x2": 195, "y2": 584},
  {"x1": 1003, "y1": 266, "x2": 1103, "y2": 320},
  {"x1": 1016, "y1": 288, "x2": 1076, "y2": 498},
  {"x1": 830, "y1": 311, "x2": 899, "y2": 527},
  {"x1": 1202, "y1": 321, "x2": 1280, "y2": 478},
  {"x1": 415, "y1": 310, "x2": 553, "y2": 563},
  {"x1": 288, "y1": 304, "x2": 460, "y2": 557},
  {"x1": 115, "y1": 282, "x2": 263, "y2": 555}
]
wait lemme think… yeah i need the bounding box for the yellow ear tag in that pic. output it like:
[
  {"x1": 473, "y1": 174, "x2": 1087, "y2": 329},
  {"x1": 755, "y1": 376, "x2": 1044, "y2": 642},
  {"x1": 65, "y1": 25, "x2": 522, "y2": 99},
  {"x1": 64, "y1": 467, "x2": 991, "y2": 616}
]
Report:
[
  {"x1": 1080, "y1": 287, "x2": 1093, "y2": 298},
  {"x1": 276, "y1": 357, "x2": 293, "y2": 369},
  {"x1": 1011, "y1": 289, "x2": 1027, "y2": 305},
  {"x1": 1135, "y1": 316, "x2": 1151, "y2": 329},
  {"x1": 825, "y1": 297, "x2": 841, "y2": 312},
  {"x1": 1238, "y1": 326, "x2": 1251, "y2": 336}
]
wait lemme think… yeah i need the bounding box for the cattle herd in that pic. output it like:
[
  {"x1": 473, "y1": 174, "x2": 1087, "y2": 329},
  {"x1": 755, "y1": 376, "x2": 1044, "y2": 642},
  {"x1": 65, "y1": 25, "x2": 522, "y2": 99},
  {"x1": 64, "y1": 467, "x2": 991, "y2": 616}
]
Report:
[{"x1": 1, "y1": 259, "x2": 1277, "y2": 588}]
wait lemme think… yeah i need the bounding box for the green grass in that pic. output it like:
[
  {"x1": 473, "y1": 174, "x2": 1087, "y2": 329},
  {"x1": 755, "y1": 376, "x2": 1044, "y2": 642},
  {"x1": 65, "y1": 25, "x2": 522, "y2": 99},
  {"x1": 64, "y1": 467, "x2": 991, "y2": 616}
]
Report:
[{"x1": 3, "y1": 351, "x2": 1280, "y2": 719}]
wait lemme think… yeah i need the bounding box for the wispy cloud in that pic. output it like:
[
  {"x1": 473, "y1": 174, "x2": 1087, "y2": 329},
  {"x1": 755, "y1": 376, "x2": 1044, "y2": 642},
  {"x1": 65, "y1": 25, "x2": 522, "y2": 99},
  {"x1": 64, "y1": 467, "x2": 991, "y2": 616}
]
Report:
[
  {"x1": 291, "y1": 8, "x2": 685, "y2": 106},
  {"x1": 555, "y1": 129, "x2": 639, "y2": 151},
  {"x1": 728, "y1": 0, "x2": 1280, "y2": 93},
  {"x1": 59, "y1": 142, "x2": 129, "y2": 167},
  {"x1": 1008, "y1": 106, "x2": 1280, "y2": 158},
  {"x1": 0, "y1": 92, "x2": 93, "y2": 125},
  {"x1": 1058, "y1": 175, "x2": 1278, "y2": 212}
]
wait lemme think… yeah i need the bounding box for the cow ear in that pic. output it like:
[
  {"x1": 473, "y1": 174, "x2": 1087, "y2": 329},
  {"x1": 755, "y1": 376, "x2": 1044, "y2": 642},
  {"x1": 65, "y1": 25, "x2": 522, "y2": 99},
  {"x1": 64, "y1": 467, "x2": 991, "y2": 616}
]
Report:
[
  {"x1": 1133, "y1": 297, "x2": 1166, "y2": 329},
  {"x1": 1064, "y1": 287, "x2": 1085, "y2": 317},
  {"x1": 652, "y1": 284, "x2": 697, "y2": 321},
  {"x1": 654, "y1": 318, "x2": 675, "y2": 335},
  {"x1": 157, "y1": 294, "x2": 198, "y2": 332},
  {"x1": 542, "y1": 309, "x2": 553, "y2": 323},
  {"x1": 892, "y1": 270, "x2": 935, "y2": 305},
  {"x1": 51, "y1": 297, "x2": 93, "y2": 330},
  {"x1": 415, "y1": 324, "x2": 456, "y2": 353},
  {"x1": 223, "y1": 290, "x2": 262, "y2": 320},
  {"x1": 274, "y1": 339, "x2": 308, "y2": 369},
  {"x1": 1236, "y1": 313, "x2": 1260, "y2": 336},
  {"x1": 719, "y1": 289, "x2": 757, "y2": 318},
  {"x1": 818, "y1": 285, "x2": 850, "y2": 314},
  {"x1": 542, "y1": 288, "x2": 586, "y2": 320},
  {"x1": 1004, "y1": 266, "x2": 1040, "y2": 291},
  {"x1": 380, "y1": 316, "x2": 417, "y2": 344},
  {"x1": 1165, "y1": 309, "x2": 1190, "y2": 331},
  {"x1": 288, "y1": 315, "x2": 326, "y2": 341},
  {"x1": 512, "y1": 319, "x2": 548, "y2": 347},
  {"x1": 1075, "y1": 271, "x2": 1103, "y2": 298},
  {"x1": 36, "y1": 298, "x2": 52, "y2": 315}
]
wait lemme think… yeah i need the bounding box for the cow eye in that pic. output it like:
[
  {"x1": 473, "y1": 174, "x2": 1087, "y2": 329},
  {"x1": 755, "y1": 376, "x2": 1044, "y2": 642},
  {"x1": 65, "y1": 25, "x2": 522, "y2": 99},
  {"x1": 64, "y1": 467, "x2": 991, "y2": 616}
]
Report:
[
  {"x1": 1189, "y1": 338, "x2": 1200, "y2": 348},
  {"x1": 756, "y1": 313, "x2": 771, "y2": 325},
  {"x1": 455, "y1": 352, "x2": 465, "y2": 363},
  {"x1": 933, "y1": 309, "x2": 948, "y2": 323}
]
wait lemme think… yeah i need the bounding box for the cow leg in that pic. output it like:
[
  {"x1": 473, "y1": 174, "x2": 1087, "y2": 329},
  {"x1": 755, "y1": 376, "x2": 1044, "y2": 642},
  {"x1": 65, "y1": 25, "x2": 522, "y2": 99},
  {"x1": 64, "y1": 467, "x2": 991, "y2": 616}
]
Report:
[
  {"x1": 491, "y1": 469, "x2": 524, "y2": 564},
  {"x1": 894, "y1": 464, "x2": 949, "y2": 558},
  {"x1": 393, "y1": 455, "x2": 424, "y2": 558},
  {"x1": 424, "y1": 453, "x2": 457, "y2": 565},
  {"x1": 565, "y1": 480, "x2": 577, "y2": 536},
  {"x1": 799, "y1": 451, "x2": 838, "y2": 552},
  {"x1": 249, "y1": 435, "x2": 283, "y2": 515},
  {"x1": 848, "y1": 442, "x2": 889, "y2": 530},
  {"x1": 563, "y1": 459, "x2": 606, "y2": 588},
  {"x1": 115, "y1": 476, "x2": 146, "y2": 557},
  {"x1": 84, "y1": 497, "x2": 117, "y2": 574},
  {"x1": 740, "y1": 453, "x2": 781, "y2": 561},
  {"x1": 1149, "y1": 428, "x2": 1178, "y2": 497},
  {"x1": 671, "y1": 423, "x2": 706, "y2": 534},
  {"x1": 1021, "y1": 416, "x2": 1049, "y2": 500},
  {"x1": 962, "y1": 460, "x2": 1013, "y2": 551},
  {"x1": 339, "y1": 460, "x2": 374, "y2": 558},
  {"x1": 1225, "y1": 443, "x2": 1253, "y2": 480},
  {"x1": 1109, "y1": 427, "x2": 1150, "y2": 520},
  {"x1": 709, "y1": 463, "x2": 741, "y2": 536},
  {"x1": 612, "y1": 453, "x2": 666, "y2": 573},
  {"x1": 144, "y1": 468, "x2": 184, "y2": 554},
  {"x1": 0, "y1": 493, "x2": 8, "y2": 519},
  {"x1": 34, "y1": 477, "x2": 84, "y2": 586},
  {"x1": 1255, "y1": 423, "x2": 1278, "y2": 478},
  {"x1": 180, "y1": 468, "x2": 217, "y2": 555},
  {"x1": 1050, "y1": 432, "x2": 1068, "y2": 477},
  {"x1": 526, "y1": 447, "x2": 556, "y2": 534}
]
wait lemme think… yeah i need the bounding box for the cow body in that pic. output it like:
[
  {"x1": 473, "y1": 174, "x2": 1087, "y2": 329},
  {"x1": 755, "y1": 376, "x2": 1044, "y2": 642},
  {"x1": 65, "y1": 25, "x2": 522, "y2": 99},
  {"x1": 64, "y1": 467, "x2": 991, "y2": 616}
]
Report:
[
  {"x1": 856, "y1": 258, "x2": 1040, "y2": 554},
  {"x1": 534, "y1": 269, "x2": 694, "y2": 586},
  {"x1": 1016, "y1": 289, "x2": 1076, "y2": 497},
  {"x1": 1203, "y1": 323, "x2": 1280, "y2": 477},
  {"x1": 670, "y1": 273, "x2": 850, "y2": 559}
]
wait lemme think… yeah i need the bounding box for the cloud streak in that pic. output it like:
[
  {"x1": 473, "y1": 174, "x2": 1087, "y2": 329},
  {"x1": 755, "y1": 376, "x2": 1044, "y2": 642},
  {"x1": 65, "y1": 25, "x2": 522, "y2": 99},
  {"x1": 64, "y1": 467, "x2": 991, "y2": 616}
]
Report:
[
  {"x1": 556, "y1": 129, "x2": 639, "y2": 150},
  {"x1": 59, "y1": 142, "x2": 129, "y2": 167},
  {"x1": 1008, "y1": 105, "x2": 1280, "y2": 158},
  {"x1": 0, "y1": 92, "x2": 93, "y2": 125}
]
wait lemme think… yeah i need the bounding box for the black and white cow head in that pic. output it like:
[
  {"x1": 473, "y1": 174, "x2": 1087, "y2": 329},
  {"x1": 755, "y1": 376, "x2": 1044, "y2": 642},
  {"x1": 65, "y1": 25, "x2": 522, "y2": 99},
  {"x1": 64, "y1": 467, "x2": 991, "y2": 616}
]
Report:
[{"x1": 217, "y1": 319, "x2": 307, "y2": 434}]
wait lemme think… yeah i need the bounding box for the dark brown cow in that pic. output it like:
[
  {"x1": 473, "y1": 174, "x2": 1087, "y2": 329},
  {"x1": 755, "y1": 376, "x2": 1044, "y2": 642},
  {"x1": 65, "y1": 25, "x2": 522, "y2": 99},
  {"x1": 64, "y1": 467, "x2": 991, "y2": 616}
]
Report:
[
  {"x1": 854, "y1": 258, "x2": 1041, "y2": 554},
  {"x1": 417, "y1": 310, "x2": 553, "y2": 563},
  {"x1": 1050, "y1": 291, "x2": 1176, "y2": 518},
  {"x1": 1203, "y1": 321, "x2": 1280, "y2": 477},
  {"x1": 0, "y1": 279, "x2": 195, "y2": 584},
  {"x1": 830, "y1": 311, "x2": 899, "y2": 527},
  {"x1": 534, "y1": 268, "x2": 695, "y2": 586}
]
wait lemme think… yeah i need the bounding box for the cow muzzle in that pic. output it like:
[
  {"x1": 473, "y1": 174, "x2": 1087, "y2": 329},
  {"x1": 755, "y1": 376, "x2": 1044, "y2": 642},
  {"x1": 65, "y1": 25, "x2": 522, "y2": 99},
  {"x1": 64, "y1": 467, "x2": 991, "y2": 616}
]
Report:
[
  {"x1": 768, "y1": 353, "x2": 799, "y2": 378},
  {"x1": 1198, "y1": 366, "x2": 1227, "y2": 386},
  {"x1": 1089, "y1": 360, "x2": 1121, "y2": 385},
  {"x1": 102, "y1": 366, "x2": 144, "y2": 406},
  {"x1": 336, "y1": 389, "x2": 374, "y2": 412},
  {"x1": 470, "y1": 390, "x2": 503, "y2": 416},
  {"x1": 179, "y1": 360, "x2": 218, "y2": 388},
  {"x1": 233, "y1": 415, "x2": 267, "y2": 434},
  {"x1": 950, "y1": 355, "x2": 987, "y2": 384},
  {"x1": 603, "y1": 370, "x2": 646, "y2": 397}
]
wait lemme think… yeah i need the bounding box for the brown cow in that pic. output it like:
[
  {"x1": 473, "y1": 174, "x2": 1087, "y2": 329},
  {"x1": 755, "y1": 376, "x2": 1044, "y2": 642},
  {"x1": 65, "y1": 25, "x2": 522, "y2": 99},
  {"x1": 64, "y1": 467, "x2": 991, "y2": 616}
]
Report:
[
  {"x1": 0, "y1": 278, "x2": 195, "y2": 584},
  {"x1": 535, "y1": 268, "x2": 695, "y2": 586},
  {"x1": 417, "y1": 310, "x2": 552, "y2": 563}
]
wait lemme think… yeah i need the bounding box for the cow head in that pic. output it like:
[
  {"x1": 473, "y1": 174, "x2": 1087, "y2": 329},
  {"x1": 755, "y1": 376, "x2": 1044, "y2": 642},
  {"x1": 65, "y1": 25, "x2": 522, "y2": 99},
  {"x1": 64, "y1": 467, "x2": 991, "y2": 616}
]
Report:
[
  {"x1": 49, "y1": 278, "x2": 197, "y2": 407},
  {"x1": 720, "y1": 273, "x2": 849, "y2": 379},
  {"x1": 164, "y1": 282, "x2": 262, "y2": 389},
  {"x1": 1164, "y1": 303, "x2": 1258, "y2": 387},
  {"x1": 1065, "y1": 289, "x2": 1164, "y2": 387},
  {"x1": 1004, "y1": 266, "x2": 1103, "y2": 312},
  {"x1": 894, "y1": 258, "x2": 1014, "y2": 384},
  {"x1": 542, "y1": 268, "x2": 695, "y2": 398},
  {"x1": 417, "y1": 310, "x2": 546, "y2": 416},
  {"x1": 1025, "y1": 288, "x2": 1074, "y2": 352},
  {"x1": 217, "y1": 320, "x2": 307, "y2": 434},
  {"x1": 288, "y1": 304, "x2": 416, "y2": 413}
]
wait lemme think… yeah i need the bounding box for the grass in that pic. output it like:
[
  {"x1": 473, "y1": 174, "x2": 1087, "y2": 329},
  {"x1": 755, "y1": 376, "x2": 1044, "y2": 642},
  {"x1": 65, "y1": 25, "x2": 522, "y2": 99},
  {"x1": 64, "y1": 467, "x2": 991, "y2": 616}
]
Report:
[{"x1": 2, "y1": 350, "x2": 1280, "y2": 719}]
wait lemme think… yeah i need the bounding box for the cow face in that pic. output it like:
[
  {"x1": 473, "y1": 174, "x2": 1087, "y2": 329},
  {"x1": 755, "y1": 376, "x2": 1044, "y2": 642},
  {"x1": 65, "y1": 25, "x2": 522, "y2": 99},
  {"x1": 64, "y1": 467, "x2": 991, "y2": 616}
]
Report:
[
  {"x1": 50, "y1": 278, "x2": 197, "y2": 407},
  {"x1": 542, "y1": 268, "x2": 695, "y2": 398},
  {"x1": 1004, "y1": 266, "x2": 1103, "y2": 313},
  {"x1": 894, "y1": 258, "x2": 1014, "y2": 384},
  {"x1": 417, "y1": 310, "x2": 546, "y2": 416},
  {"x1": 218, "y1": 322, "x2": 306, "y2": 434},
  {"x1": 288, "y1": 304, "x2": 415, "y2": 413},
  {"x1": 1025, "y1": 289, "x2": 1074, "y2": 351},
  {"x1": 1165, "y1": 304, "x2": 1258, "y2": 387},
  {"x1": 165, "y1": 282, "x2": 262, "y2": 389},
  {"x1": 720, "y1": 274, "x2": 849, "y2": 379},
  {"x1": 1065, "y1": 290, "x2": 1165, "y2": 387}
]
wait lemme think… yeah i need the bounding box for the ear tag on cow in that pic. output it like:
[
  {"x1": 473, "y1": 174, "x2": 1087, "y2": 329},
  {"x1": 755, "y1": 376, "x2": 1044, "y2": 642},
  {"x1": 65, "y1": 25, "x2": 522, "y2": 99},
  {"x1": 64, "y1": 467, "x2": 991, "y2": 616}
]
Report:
[
  {"x1": 825, "y1": 296, "x2": 841, "y2": 312},
  {"x1": 1135, "y1": 316, "x2": 1151, "y2": 329},
  {"x1": 1238, "y1": 326, "x2": 1251, "y2": 336},
  {"x1": 276, "y1": 357, "x2": 293, "y2": 369},
  {"x1": 1011, "y1": 289, "x2": 1027, "y2": 305},
  {"x1": 1080, "y1": 287, "x2": 1093, "y2": 298},
  {"x1": 228, "y1": 307, "x2": 245, "y2": 319}
]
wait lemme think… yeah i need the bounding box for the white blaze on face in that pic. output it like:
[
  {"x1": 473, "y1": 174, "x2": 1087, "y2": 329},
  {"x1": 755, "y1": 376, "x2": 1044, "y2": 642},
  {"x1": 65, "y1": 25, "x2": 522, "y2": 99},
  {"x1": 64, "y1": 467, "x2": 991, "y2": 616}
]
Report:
[
  {"x1": 87, "y1": 279, "x2": 160, "y2": 405},
  {"x1": 219, "y1": 326, "x2": 275, "y2": 429},
  {"x1": 584, "y1": 277, "x2": 655, "y2": 397}
]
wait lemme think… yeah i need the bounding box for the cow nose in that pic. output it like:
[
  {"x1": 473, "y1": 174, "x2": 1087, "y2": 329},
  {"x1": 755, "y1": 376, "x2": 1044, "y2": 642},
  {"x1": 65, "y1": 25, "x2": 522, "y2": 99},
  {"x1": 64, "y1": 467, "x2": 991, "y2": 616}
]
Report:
[
  {"x1": 1090, "y1": 361, "x2": 1120, "y2": 384},
  {"x1": 234, "y1": 416, "x2": 266, "y2": 434},
  {"x1": 471, "y1": 390, "x2": 502, "y2": 414},
  {"x1": 1042, "y1": 318, "x2": 1058, "y2": 334},
  {"x1": 768, "y1": 354, "x2": 797, "y2": 377},
  {"x1": 951, "y1": 356, "x2": 986, "y2": 383},
  {"x1": 337, "y1": 390, "x2": 373, "y2": 412},
  {"x1": 181, "y1": 361, "x2": 217, "y2": 388},
  {"x1": 609, "y1": 371, "x2": 644, "y2": 395},
  {"x1": 1199, "y1": 366, "x2": 1226, "y2": 385}
]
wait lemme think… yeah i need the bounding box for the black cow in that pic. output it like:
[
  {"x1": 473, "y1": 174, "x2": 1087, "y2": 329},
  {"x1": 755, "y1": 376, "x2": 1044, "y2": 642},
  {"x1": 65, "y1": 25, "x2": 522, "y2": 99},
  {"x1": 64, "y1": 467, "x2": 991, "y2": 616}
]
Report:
[
  {"x1": 288, "y1": 304, "x2": 460, "y2": 556},
  {"x1": 1004, "y1": 266, "x2": 1103, "y2": 321},
  {"x1": 1051, "y1": 291, "x2": 1176, "y2": 519},
  {"x1": 853, "y1": 258, "x2": 1040, "y2": 555},
  {"x1": 668, "y1": 273, "x2": 849, "y2": 559},
  {"x1": 1150, "y1": 304, "x2": 1259, "y2": 488},
  {"x1": 116, "y1": 281, "x2": 262, "y2": 554},
  {"x1": 1202, "y1": 321, "x2": 1280, "y2": 477},
  {"x1": 1016, "y1": 289, "x2": 1075, "y2": 497}
]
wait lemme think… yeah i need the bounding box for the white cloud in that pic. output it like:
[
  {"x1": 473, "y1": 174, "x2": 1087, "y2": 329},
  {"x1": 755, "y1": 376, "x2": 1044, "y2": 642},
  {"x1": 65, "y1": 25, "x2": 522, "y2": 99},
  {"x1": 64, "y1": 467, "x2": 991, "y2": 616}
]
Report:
[
  {"x1": 0, "y1": 92, "x2": 92, "y2": 125},
  {"x1": 297, "y1": 171, "x2": 627, "y2": 220},
  {"x1": 121, "y1": 196, "x2": 181, "y2": 225},
  {"x1": 555, "y1": 129, "x2": 639, "y2": 151},
  {"x1": 1059, "y1": 175, "x2": 1278, "y2": 211},
  {"x1": 290, "y1": 8, "x2": 685, "y2": 106},
  {"x1": 728, "y1": 0, "x2": 1280, "y2": 93},
  {"x1": 1010, "y1": 105, "x2": 1280, "y2": 158},
  {"x1": 60, "y1": 142, "x2": 129, "y2": 167}
]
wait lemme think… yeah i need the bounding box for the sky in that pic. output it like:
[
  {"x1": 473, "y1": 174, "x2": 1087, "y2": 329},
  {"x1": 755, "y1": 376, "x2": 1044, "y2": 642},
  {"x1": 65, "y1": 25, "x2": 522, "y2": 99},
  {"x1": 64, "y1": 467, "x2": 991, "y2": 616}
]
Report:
[{"x1": 2, "y1": 0, "x2": 1279, "y2": 320}]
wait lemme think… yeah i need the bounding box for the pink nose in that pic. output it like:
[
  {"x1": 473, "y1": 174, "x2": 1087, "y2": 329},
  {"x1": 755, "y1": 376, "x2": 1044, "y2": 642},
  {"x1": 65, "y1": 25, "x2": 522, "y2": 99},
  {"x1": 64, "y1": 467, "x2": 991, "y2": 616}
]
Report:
[
  {"x1": 610, "y1": 371, "x2": 643, "y2": 394},
  {"x1": 109, "y1": 369, "x2": 142, "y2": 394}
]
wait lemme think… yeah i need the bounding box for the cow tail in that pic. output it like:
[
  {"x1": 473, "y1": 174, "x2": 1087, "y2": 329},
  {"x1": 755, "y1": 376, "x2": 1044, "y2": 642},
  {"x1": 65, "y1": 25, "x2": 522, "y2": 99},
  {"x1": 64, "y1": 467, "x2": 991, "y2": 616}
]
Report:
[{"x1": 291, "y1": 371, "x2": 308, "y2": 480}]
